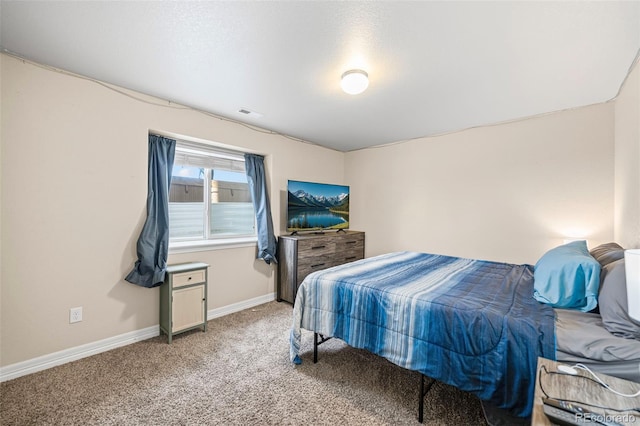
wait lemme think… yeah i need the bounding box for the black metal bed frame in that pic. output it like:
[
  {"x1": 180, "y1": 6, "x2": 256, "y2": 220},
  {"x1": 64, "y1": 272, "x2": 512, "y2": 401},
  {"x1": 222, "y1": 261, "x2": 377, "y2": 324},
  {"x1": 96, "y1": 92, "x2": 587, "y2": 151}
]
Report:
[{"x1": 313, "y1": 332, "x2": 436, "y2": 423}]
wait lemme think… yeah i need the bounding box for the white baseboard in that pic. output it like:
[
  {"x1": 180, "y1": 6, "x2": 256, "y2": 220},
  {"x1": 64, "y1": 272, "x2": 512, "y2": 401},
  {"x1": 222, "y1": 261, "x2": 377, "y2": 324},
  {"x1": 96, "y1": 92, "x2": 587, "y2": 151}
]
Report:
[
  {"x1": 0, "y1": 292, "x2": 276, "y2": 382},
  {"x1": 207, "y1": 292, "x2": 275, "y2": 321}
]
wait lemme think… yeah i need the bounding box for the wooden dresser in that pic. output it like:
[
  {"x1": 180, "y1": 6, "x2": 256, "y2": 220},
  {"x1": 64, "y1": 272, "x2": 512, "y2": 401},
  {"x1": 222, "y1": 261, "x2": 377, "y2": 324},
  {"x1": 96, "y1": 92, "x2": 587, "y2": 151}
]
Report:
[{"x1": 277, "y1": 230, "x2": 365, "y2": 304}]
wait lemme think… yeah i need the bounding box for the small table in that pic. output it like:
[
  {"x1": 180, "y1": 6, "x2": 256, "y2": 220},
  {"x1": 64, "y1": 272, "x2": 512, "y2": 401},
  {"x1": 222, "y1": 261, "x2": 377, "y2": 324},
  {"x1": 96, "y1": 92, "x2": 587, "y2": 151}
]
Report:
[
  {"x1": 159, "y1": 262, "x2": 209, "y2": 343},
  {"x1": 532, "y1": 357, "x2": 640, "y2": 425}
]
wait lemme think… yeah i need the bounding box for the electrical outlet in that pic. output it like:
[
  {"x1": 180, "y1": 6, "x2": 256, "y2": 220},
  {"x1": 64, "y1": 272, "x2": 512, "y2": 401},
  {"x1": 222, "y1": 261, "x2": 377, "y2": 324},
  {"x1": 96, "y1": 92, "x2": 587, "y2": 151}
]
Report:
[{"x1": 69, "y1": 307, "x2": 83, "y2": 324}]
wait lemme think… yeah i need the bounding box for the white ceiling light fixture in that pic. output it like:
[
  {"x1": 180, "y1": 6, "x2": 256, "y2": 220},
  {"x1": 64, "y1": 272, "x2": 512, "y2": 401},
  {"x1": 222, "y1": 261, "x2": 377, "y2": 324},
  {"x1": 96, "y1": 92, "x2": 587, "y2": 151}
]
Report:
[{"x1": 341, "y1": 69, "x2": 369, "y2": 95}]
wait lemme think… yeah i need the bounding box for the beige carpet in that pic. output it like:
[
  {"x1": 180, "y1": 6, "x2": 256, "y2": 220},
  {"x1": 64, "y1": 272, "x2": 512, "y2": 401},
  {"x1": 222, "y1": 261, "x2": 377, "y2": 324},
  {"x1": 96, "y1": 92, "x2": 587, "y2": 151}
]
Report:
[{"x1": 1, "y1": 301, "x2": 488, "y2": 425}]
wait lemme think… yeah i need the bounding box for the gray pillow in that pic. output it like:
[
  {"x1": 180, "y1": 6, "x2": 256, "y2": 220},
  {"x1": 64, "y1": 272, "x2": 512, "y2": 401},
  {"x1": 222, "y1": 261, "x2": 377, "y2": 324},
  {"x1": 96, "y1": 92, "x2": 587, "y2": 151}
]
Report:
[
  {"x1": 598, "y1": 258, "x2": 640, "y2": 340},
  {"x1": 590, "y1": 242, "x2": 625, "y2": 267}
]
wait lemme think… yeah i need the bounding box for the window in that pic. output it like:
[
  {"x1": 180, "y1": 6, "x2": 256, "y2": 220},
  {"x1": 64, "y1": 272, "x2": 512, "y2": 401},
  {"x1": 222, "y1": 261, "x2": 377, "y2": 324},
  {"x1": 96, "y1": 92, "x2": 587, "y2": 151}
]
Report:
[{"x1": 169, "y1": 141, "x2": 256, "y2": 248}]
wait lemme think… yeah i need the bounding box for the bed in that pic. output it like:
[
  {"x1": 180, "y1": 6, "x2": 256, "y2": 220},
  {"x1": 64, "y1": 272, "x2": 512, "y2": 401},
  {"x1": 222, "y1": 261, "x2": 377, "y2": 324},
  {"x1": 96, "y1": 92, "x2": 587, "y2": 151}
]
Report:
[{"x1": 289, "y1": 242, "x2": 640, "y2": 420}]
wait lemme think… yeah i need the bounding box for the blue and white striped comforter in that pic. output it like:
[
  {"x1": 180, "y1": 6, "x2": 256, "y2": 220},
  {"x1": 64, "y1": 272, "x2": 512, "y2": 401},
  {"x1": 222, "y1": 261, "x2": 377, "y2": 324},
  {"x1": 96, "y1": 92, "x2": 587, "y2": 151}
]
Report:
[{"x1": 290, "y1": 251, "x2": 555, "y2": 417}]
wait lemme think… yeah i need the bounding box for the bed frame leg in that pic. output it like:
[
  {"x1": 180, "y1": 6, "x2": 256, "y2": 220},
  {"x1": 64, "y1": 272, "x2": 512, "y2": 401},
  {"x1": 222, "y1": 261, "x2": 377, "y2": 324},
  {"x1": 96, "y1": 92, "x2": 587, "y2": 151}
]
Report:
[
  {"x1": 313, "y1": 332, "x2": 332, "y2": 363},
  {"x1": 419, "y1": 375, "x2": 424, "y2": 423},
  {"x1": 314, "y1": 332, "x2": 318, "y2": 363},
  {"x1": 418, "y1": 374, "x2": 435, "y2": 423}
]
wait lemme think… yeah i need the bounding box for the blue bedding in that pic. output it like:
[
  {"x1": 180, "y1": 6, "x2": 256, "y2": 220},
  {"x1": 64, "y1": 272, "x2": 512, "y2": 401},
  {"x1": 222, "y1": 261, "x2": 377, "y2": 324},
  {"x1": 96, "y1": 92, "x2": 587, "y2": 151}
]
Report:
[{"x1": 290, "y1": 251, "x2": 556, "y2": 417}]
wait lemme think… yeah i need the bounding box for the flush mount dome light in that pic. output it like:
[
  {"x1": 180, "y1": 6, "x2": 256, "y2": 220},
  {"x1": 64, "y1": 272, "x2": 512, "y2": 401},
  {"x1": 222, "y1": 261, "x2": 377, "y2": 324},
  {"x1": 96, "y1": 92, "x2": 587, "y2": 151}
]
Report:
[{"x1": 341, "y1": 69, "x2": 369, "y2": 95}]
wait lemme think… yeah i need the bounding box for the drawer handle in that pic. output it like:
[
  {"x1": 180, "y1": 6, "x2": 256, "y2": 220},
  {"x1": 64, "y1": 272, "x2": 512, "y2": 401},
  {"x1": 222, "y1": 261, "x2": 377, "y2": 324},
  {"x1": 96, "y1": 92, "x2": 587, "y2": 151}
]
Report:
[
  {"x1": 188, "y1": 277, "x2": 192, "y2": 280},
  {"x1": 311, "y1": 245, "x2": 326, "y2": 250},
  {"x1": 311, "y1": 263, "x2": 326, "y2": 268},
  {"x1": 345, "y1": 256, "x2": 357, "y2": 261},
  {"x1": 346, "y1": 241, "x2": 356, "y2": 245}
]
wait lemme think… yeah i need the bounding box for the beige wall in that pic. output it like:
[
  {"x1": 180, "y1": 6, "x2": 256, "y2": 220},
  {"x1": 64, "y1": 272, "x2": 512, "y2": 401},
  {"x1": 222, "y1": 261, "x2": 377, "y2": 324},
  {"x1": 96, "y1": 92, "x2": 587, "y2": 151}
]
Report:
[
  {"x1": 345, "y1": 103, "x2": 615, "y2": 265},
  {"x1": 614, "y1": 58, "x2": 640, "y2": 249},
  {"x1": 2, "y1": 50, "x2": 634, "y2": 372},
  {"x1": 0, "y1": 54, "x2": 344, "y2": 367}
]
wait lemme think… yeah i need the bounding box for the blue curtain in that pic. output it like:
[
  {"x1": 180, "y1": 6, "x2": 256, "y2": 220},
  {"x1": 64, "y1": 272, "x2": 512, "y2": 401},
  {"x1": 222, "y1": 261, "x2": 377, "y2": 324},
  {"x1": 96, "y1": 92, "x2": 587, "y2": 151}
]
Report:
[
  {"x1": 125, "y1": 135, "x2": 176, "y2": 287},
  {"x1": 244, "y1": 154, "x2": 277, "y2": 264}
]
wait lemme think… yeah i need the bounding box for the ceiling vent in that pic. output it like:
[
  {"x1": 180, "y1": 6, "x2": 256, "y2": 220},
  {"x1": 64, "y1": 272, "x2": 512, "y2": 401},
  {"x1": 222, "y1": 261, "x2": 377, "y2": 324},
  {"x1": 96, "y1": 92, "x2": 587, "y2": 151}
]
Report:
[{"x1": 238, "y1": 108, "x2": 263, "y2": 118}]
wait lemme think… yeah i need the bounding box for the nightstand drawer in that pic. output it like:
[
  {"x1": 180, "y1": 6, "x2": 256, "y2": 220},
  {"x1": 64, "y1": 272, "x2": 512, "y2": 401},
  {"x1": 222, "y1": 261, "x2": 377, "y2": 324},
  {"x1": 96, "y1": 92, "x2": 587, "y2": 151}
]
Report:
[{"x1": 173, "y1": 270, "x2": 206, "y2": 288}]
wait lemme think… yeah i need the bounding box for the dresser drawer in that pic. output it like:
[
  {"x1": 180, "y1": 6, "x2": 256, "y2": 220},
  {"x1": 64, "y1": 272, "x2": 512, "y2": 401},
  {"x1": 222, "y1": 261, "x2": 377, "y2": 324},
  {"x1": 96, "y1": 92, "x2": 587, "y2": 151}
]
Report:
[
  {"x1": 336, "y1": 233, "x2": 365, "y2": 250},
  {"x1": 333, "y1": 234, "x2": 364, "y2": 264},
  {"x1": 297, "y1": 238, "x2": 336, "y2": 257},
  {"x1": 297, "y1": 239, "x2": 335, "y2": 278},
  {"x1": 297, "y1": 261, "x2": 332, "y2": 284},
  {"x1": 173, "y1": 269, "x2": 206, "y2": 288},
  {"x1": 333, "y1": 249, "x2": 364, "y2": 265}
]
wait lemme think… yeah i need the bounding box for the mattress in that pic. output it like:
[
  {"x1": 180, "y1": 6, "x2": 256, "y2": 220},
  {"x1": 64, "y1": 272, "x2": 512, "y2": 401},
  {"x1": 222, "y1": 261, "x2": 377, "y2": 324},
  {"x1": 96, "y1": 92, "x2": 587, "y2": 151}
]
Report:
[
  {"x1": 290, "y1": 251, "x2": 556, "y2": 417},
  {"x1": 555, "y1": 308, "x2": 640, "y2": 382}
]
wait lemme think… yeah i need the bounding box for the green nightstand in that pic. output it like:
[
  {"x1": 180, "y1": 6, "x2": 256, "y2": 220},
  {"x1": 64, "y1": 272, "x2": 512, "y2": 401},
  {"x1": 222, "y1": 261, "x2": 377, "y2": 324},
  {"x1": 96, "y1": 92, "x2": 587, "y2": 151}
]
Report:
[{"x1": 159, "y1": 262, "x2": 209, "y2": 343}]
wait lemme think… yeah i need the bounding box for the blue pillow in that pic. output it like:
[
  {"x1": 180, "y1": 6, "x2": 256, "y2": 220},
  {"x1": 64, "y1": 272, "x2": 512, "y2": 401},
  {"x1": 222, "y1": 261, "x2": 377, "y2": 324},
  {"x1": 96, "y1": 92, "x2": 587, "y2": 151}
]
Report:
[{"x1": 533, "y1": 240, "x2": 600, "y2": 312}]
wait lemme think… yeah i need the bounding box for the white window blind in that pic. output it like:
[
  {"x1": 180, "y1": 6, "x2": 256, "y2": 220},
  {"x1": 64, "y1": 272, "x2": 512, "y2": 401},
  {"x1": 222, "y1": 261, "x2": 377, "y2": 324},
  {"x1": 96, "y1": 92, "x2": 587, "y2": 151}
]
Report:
[{"x1": 173, "y1": 142, "x2": 245, "y2": 173}]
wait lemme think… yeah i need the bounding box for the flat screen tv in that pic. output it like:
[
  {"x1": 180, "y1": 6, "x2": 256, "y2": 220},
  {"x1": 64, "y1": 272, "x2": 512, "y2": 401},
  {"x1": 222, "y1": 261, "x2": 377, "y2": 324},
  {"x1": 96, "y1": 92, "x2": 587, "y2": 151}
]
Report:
[{"x1": 287, "y1": 180, "x2": 350, "y2": 233}]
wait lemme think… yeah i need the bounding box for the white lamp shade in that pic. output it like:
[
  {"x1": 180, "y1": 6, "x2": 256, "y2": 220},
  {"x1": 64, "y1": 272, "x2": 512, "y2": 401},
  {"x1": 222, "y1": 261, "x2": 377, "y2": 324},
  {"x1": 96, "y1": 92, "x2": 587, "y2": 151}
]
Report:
[
  {"x1": 625, "y1": 249, "x2": 640, "y2": 321},
  {"x1": 341, "y1": 70, "x2": 369, "y2": 95}
]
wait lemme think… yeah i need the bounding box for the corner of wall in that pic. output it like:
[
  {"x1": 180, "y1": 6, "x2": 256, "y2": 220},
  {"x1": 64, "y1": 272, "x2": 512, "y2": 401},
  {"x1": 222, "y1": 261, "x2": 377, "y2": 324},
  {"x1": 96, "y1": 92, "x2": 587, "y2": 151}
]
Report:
[{"x1": 614, "y1": 55, "x2": 640, "y2": 249}]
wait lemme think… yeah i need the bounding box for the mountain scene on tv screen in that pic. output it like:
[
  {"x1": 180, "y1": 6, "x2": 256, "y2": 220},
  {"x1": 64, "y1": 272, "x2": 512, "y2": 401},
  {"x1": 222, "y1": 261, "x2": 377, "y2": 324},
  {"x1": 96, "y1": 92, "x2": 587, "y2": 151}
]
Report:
[{"x1": 287, "y1": 187, "x2": 349, "y2": 231}]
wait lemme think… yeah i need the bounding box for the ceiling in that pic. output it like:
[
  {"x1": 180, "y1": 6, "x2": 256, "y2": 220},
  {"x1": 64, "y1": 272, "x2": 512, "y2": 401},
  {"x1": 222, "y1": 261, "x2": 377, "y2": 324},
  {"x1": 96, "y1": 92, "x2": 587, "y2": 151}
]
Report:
[{"x1": 1, "y1": 1, "x2": 639, "y2": 152}]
